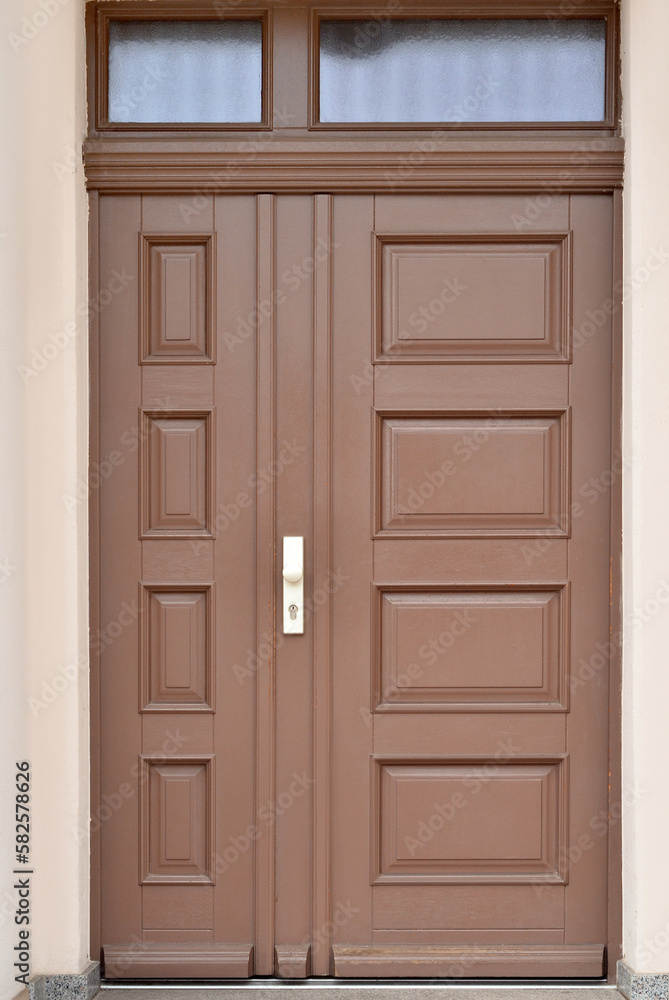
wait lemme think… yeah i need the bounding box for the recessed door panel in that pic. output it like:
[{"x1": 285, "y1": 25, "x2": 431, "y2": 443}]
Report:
[
  {"x1": 377, "y1": 411, "x2": 569, "y2": 536},
  {"x1": 376, "y1": 236, "x2": 570, "y2": 362},
  {"x1": 376, "y1": 759, "x2": 566, "y2": 882},
  {"x1": 141, "y1": 586, "x2": 213, "y2": 711},
  {"x1": 376, "y1": 586, "x2": 568, "y2": 710},
  {"x1": 141, "y1": 235, "x2": 214, "y2": 363}
]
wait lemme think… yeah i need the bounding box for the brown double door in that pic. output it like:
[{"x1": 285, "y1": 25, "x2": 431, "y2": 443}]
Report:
[{"x1": 95, "y1": 189, "x2": 616, "y2": 978}]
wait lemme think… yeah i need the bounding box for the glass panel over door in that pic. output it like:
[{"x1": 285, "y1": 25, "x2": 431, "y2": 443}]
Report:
[
  {"x1": 319, "y1": 18, "x2": 607, "y2": 123},
  {"x1": 108, "y1": 19, "x2": 263, "y2": 124}
]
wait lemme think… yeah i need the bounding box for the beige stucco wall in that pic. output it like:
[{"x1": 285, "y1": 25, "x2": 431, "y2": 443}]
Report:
[
  {"x1": 0, "y1": 1, "x2": 89, "y2": 998},
  {"x1": 0, "y1": 0, "x2": 669, "y2": 995},
  {"x1": 621, "y1": 0, "x2": 669, "y2": 977},
  {"x1": 0, "y1": 4, "x2": 30, "y2": 992}
]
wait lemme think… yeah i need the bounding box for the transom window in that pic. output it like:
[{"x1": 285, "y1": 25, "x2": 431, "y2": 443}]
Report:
[
  {"x1": 318, "y1": 18, "x2": 607, "y2": 124},
  {"x1": 89, "y1": 3, "x2": 618, "y2": 132},
  {"x1": 107, "y1": 19, "x2": 264, "y2": 124}
]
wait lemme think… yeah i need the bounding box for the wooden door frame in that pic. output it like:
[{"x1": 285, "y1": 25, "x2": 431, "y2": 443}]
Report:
[
  {"x1": 85, "y1": 0, "x2": 624, "y2": 980},
  {"x1": 87, "y1": 159, "x2": 624, "y2": 983}
]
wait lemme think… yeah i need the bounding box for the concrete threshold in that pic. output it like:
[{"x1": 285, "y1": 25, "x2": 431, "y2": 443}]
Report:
[{"x1": 97, "y1": 983, "x2": 623, "y2": 1000}]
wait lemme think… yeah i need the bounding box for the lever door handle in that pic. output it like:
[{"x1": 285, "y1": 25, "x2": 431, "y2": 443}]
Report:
[{"x1": 283, "y1": 537, "x2": 304, "y2": 634}]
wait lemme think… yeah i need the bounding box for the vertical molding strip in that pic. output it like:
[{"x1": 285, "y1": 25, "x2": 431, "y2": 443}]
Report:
[
  {"x1": 607, "y1": 186, "x2": 624, "y2": 981},
  {"x1": 255, "y1": 193, "x2": 276, "y2": 974},
  {"x1": 312, "y1": 194, "x2": 333, "y2": 975},
  {"x1": 88, "y1": 189, "x2": 102, "y2": 960}
]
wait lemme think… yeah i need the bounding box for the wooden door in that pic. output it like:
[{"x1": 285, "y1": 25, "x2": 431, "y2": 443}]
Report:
[
  {"x1": 95, "y1": 188, "x2": 617, "y2": 979},
  {"x1": 97, "y1": 195, "x2": 263, "y2": 977},
  {"x1": 324, "y1": 193, "x2": 613, "y2": 977}
]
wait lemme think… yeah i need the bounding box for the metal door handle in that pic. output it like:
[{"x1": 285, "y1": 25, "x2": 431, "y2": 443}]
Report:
[{"x1": 282, "y1": 536, "x2": 304, "y2": 634}]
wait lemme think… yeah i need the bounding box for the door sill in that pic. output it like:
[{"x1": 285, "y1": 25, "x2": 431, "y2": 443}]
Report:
[{"x1": 99, "y1": 978, "x2": 613, "y2": 988}]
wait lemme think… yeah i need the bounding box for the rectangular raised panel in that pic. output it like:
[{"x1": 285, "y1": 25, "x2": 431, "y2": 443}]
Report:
[
  {"x1": 141, "y1": 586, "x2": 214, "y2": 712},
  {"x1": 373, "y1": 758, "x2": 567, "y2": 884},
  {"x1": 376, "y1": 411, "x2": 569, "y2": 537},
  {"x1": 375, "y1": 236, "x2": 570, "y2": 362},
  {"x1": 141, "y1": 410, "x2": 213, "y2": 538},
  {"x1": 140, "y1": 756, "x2": 215, "y2": 884},
  {"x1": 141, "y1": 236, "x2": 214, "y2": 363},
  {"x1": 375, "y1": 586, "x2": 568, "y2": 711}
]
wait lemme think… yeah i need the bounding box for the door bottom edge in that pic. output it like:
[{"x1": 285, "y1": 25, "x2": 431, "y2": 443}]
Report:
[
  {"x1": 102, "y1": 945, "x2": 253, "y2": 980},
  {"x1": 331, "y1": 945, "x2": 605, "y2": 980}
]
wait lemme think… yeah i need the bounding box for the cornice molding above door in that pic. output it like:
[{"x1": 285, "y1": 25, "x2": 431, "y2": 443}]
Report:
[{"x1": 83, "y1": 138, "x2": 625, "y2": 192}]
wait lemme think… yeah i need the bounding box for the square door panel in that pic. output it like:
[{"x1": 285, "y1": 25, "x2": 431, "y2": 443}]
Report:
[
  {"x1": 375, "y1": 586, "x2": 569, "y2": 712},
  {"x1": 375, "y1": 410, "x2": 570, "y2": 537},
  {"x1": 141, "y1": 585, "x2": 214, "y2": 712},
  {"x1": 373, "y1": 758, "x2": 568, "y2": 885},
  {"x1": 141, "y1": 235, "x2": 215, "y2": 363},
  {"x1": 375, "y1": 235, "x2": 570, "y2": 363},
  {"x1": 141, "y1": 410, "x2": 214, "y2": 538}
]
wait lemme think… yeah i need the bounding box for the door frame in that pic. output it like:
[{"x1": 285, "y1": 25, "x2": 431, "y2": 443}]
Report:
[
  {"x1": 86, "y1": 176, "x2": 625, "y2": 986},
  {"x1": 85, "y1": 0, "x2": 624, "y2": 980}
]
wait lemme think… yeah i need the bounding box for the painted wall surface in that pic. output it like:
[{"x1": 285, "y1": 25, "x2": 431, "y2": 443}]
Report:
[
  {"x1": 0, "y1": 0, "x2": 668, "y2": 994},
  {"x1": 0, "y1": 1, "x2": 89, "y2": 998},
  {"x1": 0, "y1": 5, "x2": 29, "y2": 996},
  {"x1": 621, "y1": 0, "x2": 669, "y2": 977}
]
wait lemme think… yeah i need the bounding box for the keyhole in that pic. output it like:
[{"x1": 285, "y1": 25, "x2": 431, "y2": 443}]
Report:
[{"x1": 289, "y1": 604, "x2": 298, "y2": 621}]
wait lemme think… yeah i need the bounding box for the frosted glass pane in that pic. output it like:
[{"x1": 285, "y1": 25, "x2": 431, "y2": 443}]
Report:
[
  {"x1": 320, "y1": 19, "x2": 606, "y2": 123},
  {"x1": 108, "y1": 20, "x2": 262, "y2": 123}
]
